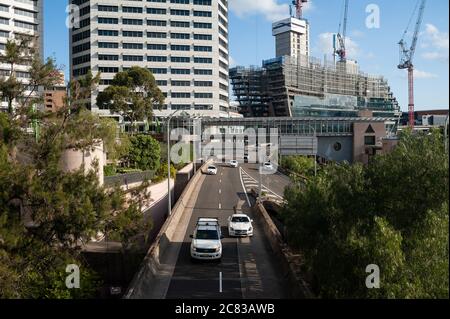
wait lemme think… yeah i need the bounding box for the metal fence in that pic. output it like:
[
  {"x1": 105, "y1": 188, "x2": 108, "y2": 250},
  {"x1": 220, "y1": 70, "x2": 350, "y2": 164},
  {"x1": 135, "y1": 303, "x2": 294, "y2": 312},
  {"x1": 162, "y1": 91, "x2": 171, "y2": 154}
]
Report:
[{"x1": 104, "y1": 170, "x2": 156, "y2": 187}]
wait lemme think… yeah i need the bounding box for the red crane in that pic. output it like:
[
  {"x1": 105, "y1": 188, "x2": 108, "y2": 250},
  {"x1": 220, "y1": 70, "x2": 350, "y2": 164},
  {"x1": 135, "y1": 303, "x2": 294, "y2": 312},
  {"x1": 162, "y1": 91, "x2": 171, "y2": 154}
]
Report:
[
  {"x1": 335, "y1": 0, "x2": 349, "y2": 63},
  {"x1": 398, "y1": 0, "x2": 427, "y2": 128},
  {"x1": 292, "y1": 0, "x2": 308, "y2": 19}
]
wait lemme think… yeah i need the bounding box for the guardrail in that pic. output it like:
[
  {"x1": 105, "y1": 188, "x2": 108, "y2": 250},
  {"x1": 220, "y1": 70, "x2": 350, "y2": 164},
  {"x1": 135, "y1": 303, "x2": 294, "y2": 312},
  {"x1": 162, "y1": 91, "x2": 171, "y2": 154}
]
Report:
[
  {"x1": 253, "y1": 202, "x2": 315, "y2": 299},
  {"x1": 124, "y1": 160, "x2": 211, "y2": 298}
]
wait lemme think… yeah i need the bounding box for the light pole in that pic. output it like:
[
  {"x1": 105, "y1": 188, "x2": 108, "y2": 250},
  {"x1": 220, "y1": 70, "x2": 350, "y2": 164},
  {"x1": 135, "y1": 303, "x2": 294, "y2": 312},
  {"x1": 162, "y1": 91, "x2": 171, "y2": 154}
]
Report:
[
  {"x1": 167, "y1": 109, "x2": 180, "y2": 216},
  {"x1": 445, "y1": 116, "x2": 449, "y2": 155}
]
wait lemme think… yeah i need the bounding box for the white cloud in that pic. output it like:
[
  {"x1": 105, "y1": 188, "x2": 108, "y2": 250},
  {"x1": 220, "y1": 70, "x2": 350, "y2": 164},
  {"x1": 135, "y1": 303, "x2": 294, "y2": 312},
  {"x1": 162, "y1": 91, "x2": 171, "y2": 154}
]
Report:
[
  {"x1": 229, "y1": 56, "x2": 237, "y2": 67},
  {"x1": 397, "y1": 69, "x2": 438, "y2": 79},
  {"x1": 229, "y1": 0, "x2": 314, "y2": 22},
  {"x1": 414, "y1": 69, "x2": 439, "y2": 79},
  {"x1": 421, "y1": 24, "x2": 449, "y2": 63},
  {"x1": 350, "y1": 30, "x2": 365, "y2": 38},
  {"x1": 316, "y1": 32, "x2": 360, "y2": 60}
]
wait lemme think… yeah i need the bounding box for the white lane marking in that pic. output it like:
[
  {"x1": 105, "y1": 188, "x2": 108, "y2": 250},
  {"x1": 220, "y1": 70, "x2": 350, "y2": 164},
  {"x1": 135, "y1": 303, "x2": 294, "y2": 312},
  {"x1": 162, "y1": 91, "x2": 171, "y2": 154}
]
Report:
[
  {"x1": 241, "y1": 168, "x2": 284, "y2": 200},
  {"x1": 219, "y1": 203, "x2": 222, "y2": 209},
  {"x1": 239, "y1": 167, "x2": 252, "y2": 207},
  {"x1": 219, "y1": 189, "x2": 222, "y2": 194},
  {"x1": 219, "y1": 272, "x2": 223, "y2": 293}
]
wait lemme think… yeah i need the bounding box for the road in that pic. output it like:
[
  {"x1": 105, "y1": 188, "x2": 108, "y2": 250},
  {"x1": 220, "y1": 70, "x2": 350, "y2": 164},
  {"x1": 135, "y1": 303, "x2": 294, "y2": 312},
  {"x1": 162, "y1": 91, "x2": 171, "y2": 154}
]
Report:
[
  {"x1": 165, "y1": 163, "x2": 290, "y2": 299},
  {"x1": 240, "y1": 163, "x2": 291, "y2": 199}
]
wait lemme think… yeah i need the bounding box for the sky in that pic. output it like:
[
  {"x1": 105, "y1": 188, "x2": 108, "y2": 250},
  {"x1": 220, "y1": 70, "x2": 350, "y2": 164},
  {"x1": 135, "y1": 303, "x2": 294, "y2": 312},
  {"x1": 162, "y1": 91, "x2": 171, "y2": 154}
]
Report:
[{"x1": 44, "y1": 0, "x2": 449, "y2": 111}]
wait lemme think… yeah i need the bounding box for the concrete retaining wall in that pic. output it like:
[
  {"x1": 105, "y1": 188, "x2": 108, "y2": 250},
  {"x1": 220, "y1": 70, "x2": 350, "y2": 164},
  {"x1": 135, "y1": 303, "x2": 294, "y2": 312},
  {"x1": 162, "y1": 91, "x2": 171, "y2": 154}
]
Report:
[
  {"x1": 124, "y1": 161, "x2": 210, "y2": 298},
  {"x1": 253, "y1": 202, "x2": 315, "y2": 299}
]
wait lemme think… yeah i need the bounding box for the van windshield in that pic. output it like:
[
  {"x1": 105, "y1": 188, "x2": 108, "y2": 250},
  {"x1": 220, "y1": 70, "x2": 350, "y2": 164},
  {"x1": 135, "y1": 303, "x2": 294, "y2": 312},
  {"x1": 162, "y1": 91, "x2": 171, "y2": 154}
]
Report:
[{"x1": 195, "y1": 229, "x2": 219, "y2": 240}]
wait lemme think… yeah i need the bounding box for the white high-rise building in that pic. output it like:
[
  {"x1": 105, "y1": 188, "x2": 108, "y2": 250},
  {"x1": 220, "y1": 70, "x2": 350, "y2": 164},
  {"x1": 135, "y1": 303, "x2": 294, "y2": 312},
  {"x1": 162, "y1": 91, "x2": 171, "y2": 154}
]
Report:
[
  {"x1": 69, "y1": 0, "x2": 231, "y2": 120},
  {"x1": 0, "y1": 0, "x2": 44, "y2": 111},
  {"x1": 272, "y1": 17, "x2": 309, "y2": 59}
]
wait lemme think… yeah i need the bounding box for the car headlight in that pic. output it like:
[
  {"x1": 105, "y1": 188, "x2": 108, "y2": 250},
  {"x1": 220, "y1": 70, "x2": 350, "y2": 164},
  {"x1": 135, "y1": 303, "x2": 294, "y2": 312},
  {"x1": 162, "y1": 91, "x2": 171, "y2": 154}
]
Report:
[
  {"x1": 230, "y1": 227, "x2": 234, "y2": 231},
  {"x1": 191, "y1": 246, "x2": 196, "y2": 252},
  {"x1": 215, "y1": 247, "x2": 221, "y2": 252},
  {"x1": 249, "y1": 227, "x2": 253, "y2": 232}
]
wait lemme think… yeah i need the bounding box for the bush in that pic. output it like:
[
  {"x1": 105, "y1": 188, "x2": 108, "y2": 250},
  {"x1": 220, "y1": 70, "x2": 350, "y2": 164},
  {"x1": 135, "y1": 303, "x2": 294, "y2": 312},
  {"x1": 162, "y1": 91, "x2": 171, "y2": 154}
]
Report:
[
  {"x1": 127, "y1": 135, "x2": 161, "y2": 171},
  {"x1": 103, "y1": 165, "x2": 117, "y2": 177},
  {"x1": 281, "y1": 155, "x2": 316, "y2": 177}
]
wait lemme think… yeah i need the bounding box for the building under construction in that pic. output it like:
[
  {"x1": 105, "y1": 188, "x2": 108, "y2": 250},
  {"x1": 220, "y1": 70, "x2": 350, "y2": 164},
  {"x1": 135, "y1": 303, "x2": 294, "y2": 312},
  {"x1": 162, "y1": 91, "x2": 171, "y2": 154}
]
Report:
[
  {"x1": 230, "y1": 3, "x2": 401, "y2": 119},
  {"x1": 231, "y1": 54, "x2": 401, "y2": 118}
]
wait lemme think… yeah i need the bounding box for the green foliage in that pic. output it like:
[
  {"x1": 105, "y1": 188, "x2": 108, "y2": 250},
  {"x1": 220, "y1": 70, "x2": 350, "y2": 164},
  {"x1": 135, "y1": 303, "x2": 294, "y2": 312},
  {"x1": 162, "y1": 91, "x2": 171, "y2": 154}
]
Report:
[
  {"x1": 281, "y1": 155, "x2": 316, "y2": 177},
  {"x1": 0, "y1": 43, "x2": 152, "y2": 298},
  {"x1": 104, "y1": 165, "x2": 117, "y2": 177},
  {"x1": 282, "y1": 130, "x2": 449, "y2": 298},
  {"x1": 153, "y1": 163, "x2": 177, "y2": 183},
  {"x1": 127, "y1": 134, "x2": 161, "y2": 171},
  {"x1": 96, "y1": 66, "x2": 165, "y2": 133}
]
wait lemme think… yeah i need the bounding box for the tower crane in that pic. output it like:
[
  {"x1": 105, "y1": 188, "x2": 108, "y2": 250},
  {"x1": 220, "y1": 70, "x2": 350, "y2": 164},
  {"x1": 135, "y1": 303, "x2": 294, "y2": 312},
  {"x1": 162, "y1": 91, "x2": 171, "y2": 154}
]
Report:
[
  {"x1": 398, "y1": 0, "x2": 426, "y2": 128},
  {"x1": 292, "y1": 0, "x2": 308, "y2": 19},
  {"x1": 335, "y1": 0, "x2": 349, "y2": 62}
]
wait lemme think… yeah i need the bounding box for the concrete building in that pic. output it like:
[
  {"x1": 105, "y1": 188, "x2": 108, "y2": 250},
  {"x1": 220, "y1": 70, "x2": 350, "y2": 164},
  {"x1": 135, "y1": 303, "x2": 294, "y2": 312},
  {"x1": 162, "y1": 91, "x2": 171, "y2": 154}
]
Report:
[
  {"x1": 44, "y1": 71, "x2": 67, "y2": 113},
  {"x1": 0, "y1": 0, "x2": 44, "y2": 112},
  {"x1": 231, "y1": 55, "x2": 400, "y2": 118},
  {"x1": 69, "y1": 0, "x2": 231, "y2": 122},
  {"x1": 272, "y1": 17, "x2": 309, "y2": 60}
]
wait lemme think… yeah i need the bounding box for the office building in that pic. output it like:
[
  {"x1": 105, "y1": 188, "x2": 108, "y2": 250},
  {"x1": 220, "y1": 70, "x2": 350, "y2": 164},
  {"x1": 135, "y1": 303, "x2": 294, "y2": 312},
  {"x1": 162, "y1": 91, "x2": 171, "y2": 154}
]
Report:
[
  {"x1": 69, "y1": 0, "x2": 231, "y2": 122},
  {"x1": 0, "y1": 0, "x2": 44, "y2": 112}
]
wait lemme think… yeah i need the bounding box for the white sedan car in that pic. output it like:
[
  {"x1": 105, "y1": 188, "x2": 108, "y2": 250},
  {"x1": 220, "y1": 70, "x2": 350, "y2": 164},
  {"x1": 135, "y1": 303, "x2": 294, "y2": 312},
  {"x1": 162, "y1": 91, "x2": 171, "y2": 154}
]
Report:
[
  {"x1": 228, "y1": 214, "x2": 254, "y2": 237},
  {"x1": 207, "y1": 165, "x2": 218, "y2": 175},
  {"x1": 229, "y1": 160, "x2": 238, "y2": 168},
  {"x1": 263, "y1": 162, "x2": 274, "y2": 171}
]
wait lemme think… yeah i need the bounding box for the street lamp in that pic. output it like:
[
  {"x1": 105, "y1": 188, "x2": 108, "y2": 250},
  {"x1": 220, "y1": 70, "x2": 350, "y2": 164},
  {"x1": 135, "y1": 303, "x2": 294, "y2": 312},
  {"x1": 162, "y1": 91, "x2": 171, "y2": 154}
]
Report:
[
  {"x1": 167, "y1": 109, "x2": 180, "y2": 216},
  {"x1": 445, "y1": 116, "x2": 449, "y2": 155}
]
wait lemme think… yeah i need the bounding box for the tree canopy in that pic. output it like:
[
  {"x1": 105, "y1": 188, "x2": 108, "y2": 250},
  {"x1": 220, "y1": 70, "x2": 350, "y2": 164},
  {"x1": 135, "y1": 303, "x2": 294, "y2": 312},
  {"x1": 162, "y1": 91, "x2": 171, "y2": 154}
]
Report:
[
  {"x1": 96, "y1": 66, "x2": 165, "y2": 133},
  {"x1": 282, "y1": 130, "x2": 449, "y2": 298},
  {"x1": 0, "y1": 41, "x2": 151, "y2": 298}
]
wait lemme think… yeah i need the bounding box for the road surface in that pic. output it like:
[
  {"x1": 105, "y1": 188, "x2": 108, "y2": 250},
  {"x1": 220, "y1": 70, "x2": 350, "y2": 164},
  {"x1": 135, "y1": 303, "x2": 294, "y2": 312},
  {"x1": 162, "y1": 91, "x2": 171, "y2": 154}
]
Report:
[{"x1": 165, "y1": 163, "x2": 290, "y2": 299}]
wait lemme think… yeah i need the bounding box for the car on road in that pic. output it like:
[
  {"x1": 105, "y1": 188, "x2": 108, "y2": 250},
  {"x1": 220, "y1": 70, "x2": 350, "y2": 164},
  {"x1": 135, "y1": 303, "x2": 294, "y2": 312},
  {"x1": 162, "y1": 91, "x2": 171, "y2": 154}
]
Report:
[
  {"x1": 263, "y1": 162, "x2": 274, "y2": 171},
  {"x1": 190, "y1": 218, "x2": 223, "y2": 261},
  {"x1": 228, "y1": 214, "x2": 254, "y2": 237},
  {"x1": 229, "y1": 160, "x2": 238, "y2": 168},
  {"x1": 207, "y1": 165, "x2": 218, "y2": 175}
]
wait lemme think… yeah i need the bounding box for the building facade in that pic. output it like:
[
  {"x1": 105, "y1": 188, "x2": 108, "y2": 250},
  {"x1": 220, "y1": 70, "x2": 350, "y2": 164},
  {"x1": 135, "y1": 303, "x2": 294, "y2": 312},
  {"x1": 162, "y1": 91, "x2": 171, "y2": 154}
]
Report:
[
  {"x1": 231, "y1": 55, "x2": 401, "y2": 119},
  {"x1": 44, "y1": 71, "x2": 67, "y2": 113},
  {"x1": 0, "y1": 0, "x2": 44, "y2": 111},
  {"x1": 70, "y1": 0, "x2": 231, "y2": 121},
  {"x1": 272, "y1": 17, "x2": 309, "y2": 60}
]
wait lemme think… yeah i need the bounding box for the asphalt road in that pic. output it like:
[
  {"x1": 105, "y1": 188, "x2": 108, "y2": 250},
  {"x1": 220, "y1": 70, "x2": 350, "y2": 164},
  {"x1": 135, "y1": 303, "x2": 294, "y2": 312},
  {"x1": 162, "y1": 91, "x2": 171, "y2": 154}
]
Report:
[
  {"x1": 241, "y1": 163, "x2": 291, "y2": 198},
  {"x1": 165, "y1": 163, "x2": 289, "y2": 299}
]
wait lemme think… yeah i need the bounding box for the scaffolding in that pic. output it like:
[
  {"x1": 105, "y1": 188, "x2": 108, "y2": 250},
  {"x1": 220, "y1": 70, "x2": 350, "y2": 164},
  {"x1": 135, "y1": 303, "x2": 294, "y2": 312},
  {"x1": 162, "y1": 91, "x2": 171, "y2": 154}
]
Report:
[{"x1": 229, "y1": 54, "x2": 401, "y2": 118}]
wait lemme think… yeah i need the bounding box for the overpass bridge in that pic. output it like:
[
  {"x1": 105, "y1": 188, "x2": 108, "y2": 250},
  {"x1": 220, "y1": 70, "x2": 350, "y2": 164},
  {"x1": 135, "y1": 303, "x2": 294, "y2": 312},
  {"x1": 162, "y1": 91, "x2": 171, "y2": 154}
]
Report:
[{"x1": 166, "y1": 116, "x2": 398, "y2": 163}]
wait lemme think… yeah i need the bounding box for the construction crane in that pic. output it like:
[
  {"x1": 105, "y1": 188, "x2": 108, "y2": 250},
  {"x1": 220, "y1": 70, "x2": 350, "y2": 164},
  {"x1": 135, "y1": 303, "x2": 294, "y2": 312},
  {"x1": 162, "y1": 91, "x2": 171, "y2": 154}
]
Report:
[
  {"x1": 398, "y1": 0, "x2": 426, "y2": 128},
  {"x1": 292, "y1": 0, "x2": 308, "y2": 19},
  {"x1": 334, "y1": 0, "x2": 349, "y2": 62}
]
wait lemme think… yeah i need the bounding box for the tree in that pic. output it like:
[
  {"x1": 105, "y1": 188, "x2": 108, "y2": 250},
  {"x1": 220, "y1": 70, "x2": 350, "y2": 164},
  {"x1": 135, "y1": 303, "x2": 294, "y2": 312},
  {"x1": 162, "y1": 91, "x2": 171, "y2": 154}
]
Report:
[
  {"x1": 0, "y1": 43, "x2": 152, "y2": 298},
  {"x1": 127, "y1": 134, "x2": 161, "y2": 171},
  {"x1": 0, "y1": 37, "x2": 62, "y2": 117},
  {"x1": 282, "y1": 130, "x2": 449, "y2": 298},
  {"x1": 96, "y1": 66, "x2": 165, "y2": 134},
  {"x1": 281, "y1": 155, "x2": 316, "y2": 177}
]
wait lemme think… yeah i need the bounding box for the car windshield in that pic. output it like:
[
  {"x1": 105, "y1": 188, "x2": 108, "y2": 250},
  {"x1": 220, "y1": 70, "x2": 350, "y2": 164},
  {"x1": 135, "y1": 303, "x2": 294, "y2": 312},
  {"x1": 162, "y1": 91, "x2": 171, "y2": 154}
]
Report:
[
  {"x1": 208, "y1": 166, "x2": 216, "y2": 170},
  {"x1": 232, "y1": 217, "x2": 249, "y2": 223},
  {"x1": 195, "y1": 229, "x2": 219, "y2": 240}
]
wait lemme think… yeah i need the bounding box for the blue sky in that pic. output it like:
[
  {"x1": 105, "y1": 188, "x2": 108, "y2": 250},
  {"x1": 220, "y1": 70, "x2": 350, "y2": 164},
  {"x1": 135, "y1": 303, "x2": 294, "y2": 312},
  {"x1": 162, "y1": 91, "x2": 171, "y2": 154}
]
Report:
[{"x1": 44, "y1": 0, "x2": 449, "y2": 111}]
